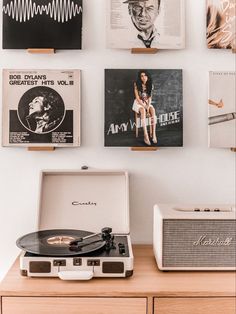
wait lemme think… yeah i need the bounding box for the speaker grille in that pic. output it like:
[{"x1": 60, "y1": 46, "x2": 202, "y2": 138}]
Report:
[{"x1": 163, "y1": 220, "x2": 236, "y2": 267}]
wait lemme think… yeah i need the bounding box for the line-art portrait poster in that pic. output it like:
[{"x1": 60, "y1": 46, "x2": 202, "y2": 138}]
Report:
[
  {"x1": 2, "y1": 0, "x2": 83, "y2": 49},
  {"x1": 107, "y1": 0, "x2": 185, "y2": 49},
  {"x1": 105, "y1": 69, "x2": 183, "y2": 147}
]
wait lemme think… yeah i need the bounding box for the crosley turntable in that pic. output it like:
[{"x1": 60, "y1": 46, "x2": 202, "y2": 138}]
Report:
[{"x1": 17, "y1": 170, "x2": 133, "y2": 280}]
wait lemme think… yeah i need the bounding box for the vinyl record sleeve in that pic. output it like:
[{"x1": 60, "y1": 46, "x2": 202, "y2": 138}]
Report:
[
  {"x1": 2, "y1": 0, "x2": 83, "y2": 49},
  {"x1": 104, "y1": 69, "x2": 183, "y2": 147},
  {"x1": 208, "y1": 71, "x2": 236, "y2": 148},
  {"x1": 106, "y1": 0, "x2": 185, "y2": 49},
  {"x1": 206, "y1": 0, "x2": 236, "y2": 49},
  {"x1": 2, "y1": 69, "x2": 81, "y2": 147}
]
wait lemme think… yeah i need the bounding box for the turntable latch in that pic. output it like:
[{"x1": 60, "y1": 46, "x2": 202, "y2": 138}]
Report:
[
  {"x1": 53, "y1": 259, "x2": 66, "y2": 267},
  {"x1": 73, "y1": 258, "x2": 82, "y2": 266},
  {"x1": 87, "y1": 259, "x2": 100, "y2": 266}
]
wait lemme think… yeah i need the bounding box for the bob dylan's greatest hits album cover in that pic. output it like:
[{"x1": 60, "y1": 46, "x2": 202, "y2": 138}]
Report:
[
  {"x1": 105, "y1": 69, "x2": 183, "y2": 147},
  {"x1": 2, "y1": 0, "x2": 83, "y2": 49},
  {"x1": 2, "y1": 69, "x2": 81, "y2": 147}
]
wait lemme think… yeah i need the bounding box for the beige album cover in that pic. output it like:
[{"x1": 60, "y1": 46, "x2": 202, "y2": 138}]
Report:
[
  {"x1": 208, "y1": 71, "x2": 236, "y2": 148},
  {"x1": 2, "y1": 69, "x2": 81, "y2": 147},
  {"x1": 107, "y1": 0, "x2": 185, "y2": 49}
]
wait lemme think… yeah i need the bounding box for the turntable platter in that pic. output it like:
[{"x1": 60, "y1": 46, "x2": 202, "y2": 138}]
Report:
[{"x1": 16, "y1": 229, "x2": 106, "y2": 256}]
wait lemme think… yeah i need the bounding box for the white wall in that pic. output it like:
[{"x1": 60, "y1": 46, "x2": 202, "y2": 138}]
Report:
[{"x1": 0, "y1": 0, "x2": 235, "y2": 281}]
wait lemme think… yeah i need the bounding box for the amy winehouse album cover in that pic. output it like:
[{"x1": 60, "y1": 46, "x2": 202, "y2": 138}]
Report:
[
  {"x1": 207, "y1": 0, "x2": 236, "y2": 49},
  {"x1": 2, "y1": 0, "x2": 83, "y2": 49},
  {"x1": 107, "y1": 0, "x2": 185, "y2": 49},
  {"x1": 208, "y1": 71, "x2": 236, "y2": 148},
  {"x1": 105, "y1": 69, "x2": 183, "y2": 147},
  {"x1": 2, "y1": 69, "x2": 81, "y2": 147}
]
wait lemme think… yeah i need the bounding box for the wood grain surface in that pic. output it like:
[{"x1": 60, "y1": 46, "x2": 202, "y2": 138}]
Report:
[
  {"x1": 0, "y1": 245, "x2": 235, "y2": 298},
  {"x1": 2, "y1": 297, "x2": 146, "y2": 314},
  {"x1": 154, "y1": 297, "x2": 236, "y2": 314}
]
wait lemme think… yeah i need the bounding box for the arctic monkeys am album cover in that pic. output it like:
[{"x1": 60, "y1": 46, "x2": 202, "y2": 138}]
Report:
[
  {"x1": 105, "y1": 69, "x2": 183, "y2": 147},
  {"x1": 2, "y1": 0, "x2": 83, "y2": 49},
  {"x1": 2, "y1": 69, "x2": 81, "y2": 147}
]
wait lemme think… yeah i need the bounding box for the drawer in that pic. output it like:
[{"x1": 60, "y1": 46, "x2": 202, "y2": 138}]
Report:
[
  {"x1": 154, "y1": 297, "x2": 236, "y2": 314},
  {"x1": 2, "y1": 297, "x2": 146, "y2": 314}
]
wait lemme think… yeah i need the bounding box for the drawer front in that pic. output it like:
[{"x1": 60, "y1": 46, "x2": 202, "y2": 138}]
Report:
[
  {"x1": 154, "y1": 298, "x2": 236, "y2": 314},
  {"x1": 2, "y1": 297, "x2": 146, "y2": 314}
]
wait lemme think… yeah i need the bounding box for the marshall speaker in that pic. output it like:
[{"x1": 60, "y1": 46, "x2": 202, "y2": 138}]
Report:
[{"x1": 153, "y1": 204, "x2": 236, "y2": 270}]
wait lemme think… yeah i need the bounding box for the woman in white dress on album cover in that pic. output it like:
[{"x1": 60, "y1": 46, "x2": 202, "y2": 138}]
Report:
[{"x1": 133, "y1": 70, "x2": 157, "y2": 145}]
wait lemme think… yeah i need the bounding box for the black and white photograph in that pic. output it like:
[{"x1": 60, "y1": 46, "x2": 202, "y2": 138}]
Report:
[
  {"x1": 2, "y1": 69, "x2": 81, "y2": 147},
  {"x1": 2, "y1": 0, "x2": 83, "y2": 49},
  {"x1": 107, "y1": 0, "x2": 185, "y2": 49},
  {"x1": 18, "y1": 86, "x2": 65, "y2": 134},
  {"x1": 105, "y1": 69, "x2": 183, "y2": 147}
]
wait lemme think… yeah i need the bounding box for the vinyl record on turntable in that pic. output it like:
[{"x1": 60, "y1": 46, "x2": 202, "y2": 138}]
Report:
[{"x1": 16, "y1": 229, "x2": 106, "y2": 256}]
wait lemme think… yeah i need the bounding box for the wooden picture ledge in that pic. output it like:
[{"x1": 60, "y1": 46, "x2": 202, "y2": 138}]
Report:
[
  {"x1": 28, "y1": 147, "x2": 55, "y2": 151},
  {"x1": 27, "y1": 48, "x2": 55, "y2": 54},
  {"x1": 131, "y1": 147, "x2": 159, "y2": 151},
  {"x1": 131, "y1": 48, "x2": 158, "y2": 54}
]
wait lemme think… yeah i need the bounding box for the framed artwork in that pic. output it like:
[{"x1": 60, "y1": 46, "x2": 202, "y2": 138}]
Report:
[
  {"x1": 2, "y1": 0, "x2": 83, "y2": 49},
  {"x1": 105, "y1": 69, "x2": 183, "y2": 147},
  {"x1": 208, "y1": 71, "x2": 236, "y2": 148},
  {"x1": 2, "y1": 69, "x2": 81, "y2": 147},
  {"x1": 207, "y1": 0, "x2": 236, "y2": 49},
  {"x1": 106, "y1": 0, "x2": 185, "y2": 49}
]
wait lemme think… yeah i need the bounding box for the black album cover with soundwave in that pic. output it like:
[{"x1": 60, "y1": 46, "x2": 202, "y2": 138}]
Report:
[{"x1": 2, "y1": 0, "x2": 83, "y2": 49}]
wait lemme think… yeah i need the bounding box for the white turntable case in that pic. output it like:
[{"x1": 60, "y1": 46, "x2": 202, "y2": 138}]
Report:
[
  {"x1": 20, "y1": 169, "x2": 133, "y2": 279},
  {"x1": 38, "y1": 169, "x2": 130, "y2": 234}
]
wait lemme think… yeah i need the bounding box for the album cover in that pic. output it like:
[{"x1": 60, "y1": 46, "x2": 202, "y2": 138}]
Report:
[
  {"x1": 208, "y1": 71, "x2": 236, "y2": 148},
  {"x1": 2, "y1": 0, "x2": 83, "y2": 49},
  {"x1": 2, "y1": 69, "x2": 81, "y2": 147},
  {"x1": 106, "y1": 0, "x2": 185, "y2": 49},
  {"x1": 105, "y1": 69, "x2": 183, "y2": 147},
  {"x1": 207, "y1": 0, "x2": 236, "y2": 49}
]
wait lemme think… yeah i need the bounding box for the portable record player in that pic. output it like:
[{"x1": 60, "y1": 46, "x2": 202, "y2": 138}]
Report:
[{"x1": 18, "y1": 169, "x2": 133, "y2": 280}]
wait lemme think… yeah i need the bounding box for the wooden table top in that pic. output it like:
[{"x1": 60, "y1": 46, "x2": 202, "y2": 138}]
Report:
[{"x1": 0, "y1": 245, "x2": 235, "y2": 297}]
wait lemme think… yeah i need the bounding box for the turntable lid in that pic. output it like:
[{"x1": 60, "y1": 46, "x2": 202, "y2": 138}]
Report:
[{"x1": 38, "y1": 170, "x2": 130, "y2": 234}]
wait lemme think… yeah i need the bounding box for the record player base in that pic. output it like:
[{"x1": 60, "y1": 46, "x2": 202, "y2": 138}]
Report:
[{"x1": 0, "y1": 245, "x2": 235, "y2": 314}]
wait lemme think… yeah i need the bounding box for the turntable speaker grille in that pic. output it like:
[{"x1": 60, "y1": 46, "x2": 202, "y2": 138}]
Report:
[
  {"x1": 29, "y1": 261, "x2": 51, "y2": 273},
  {"x1": 162, "y1": 219, "x2": 236, "y2": 268},
  {"x1": 102, "y1": 262, "x2": 124, "y2": 274}
]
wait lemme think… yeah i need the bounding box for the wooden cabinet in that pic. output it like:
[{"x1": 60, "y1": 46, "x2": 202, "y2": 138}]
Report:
[
  {"x1": 154, "y1": 298, "x2": 236, "y2": 314},
  {"x1": 2, "y1": 297, "x2": 146, "y2": 314},
  {"x1": 0, "y1": 246, "x2": 235, "y2": 314}
]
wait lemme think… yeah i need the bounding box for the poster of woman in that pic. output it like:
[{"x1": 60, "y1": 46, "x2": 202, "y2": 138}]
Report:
[{"x1": 105, "y1": 69, "x2": 183, "y2": 147}]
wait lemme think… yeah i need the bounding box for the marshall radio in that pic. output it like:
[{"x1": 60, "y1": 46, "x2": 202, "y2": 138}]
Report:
[{"x1": 153, "y1": 204, "x2": 236, "y2": 271}]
